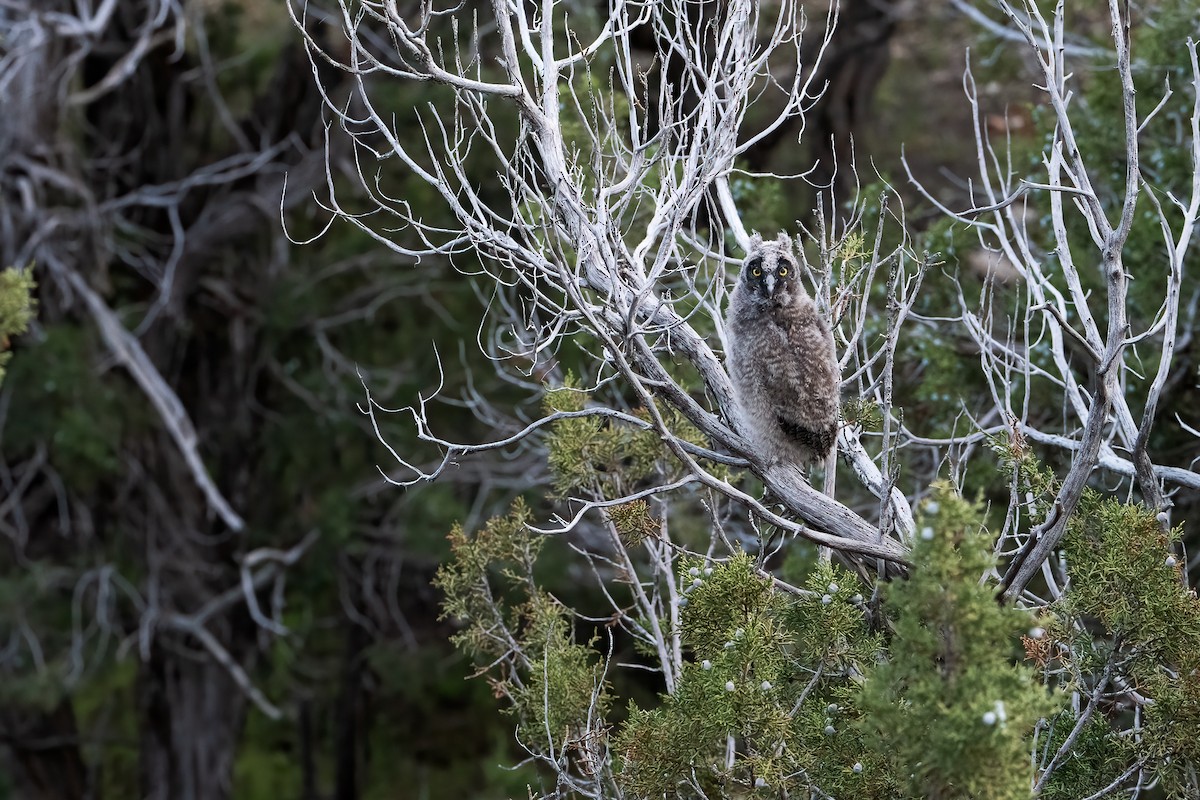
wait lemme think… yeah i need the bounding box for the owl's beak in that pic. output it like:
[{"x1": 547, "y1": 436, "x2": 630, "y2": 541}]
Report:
[{"x1": 764, "y1": 272, "x2": 776, "y2": 296}]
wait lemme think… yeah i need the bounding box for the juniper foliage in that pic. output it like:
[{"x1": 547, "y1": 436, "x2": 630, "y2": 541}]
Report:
[
  {"x1": 0, "y1": 266, "x2": 35, "y2": 386},
  {"x1": 1048, "y1": 495, "x2": 1200, "y2": 798},
  {"x1": 858, "y1": 487, "x2": 1056, "y2": 800},
  {"x1": 438, "y1": 461, "x2": 1066, "y2": 799}
]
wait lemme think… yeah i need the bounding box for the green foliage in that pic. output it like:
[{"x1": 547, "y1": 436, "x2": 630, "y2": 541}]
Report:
[
  {"x1": 544, "y1": 376, "x2": 663, "y2": 496},
  {"x1": 1060, "y1": 495, "x2": 1200, "y2": 795},
  {"x1": 436, "y1": 499, "x2": 543, "y2": 655},
  {"x1": 616, "y1": 554, "x2": 892, "y2": 798},
  {"x1": 842, "y1": 396, "x2": 883, "y2": 431},
  {"x1": 6, "y1": 324, "x2": 147, "y2": 488},
  {"x1": 233, "y1": 739, "x2": 301, "y2": 800},
  {"x1": 440, "y1": 487, "x2": 1078, "y2": 800},
  {"x1": 617, "y1": 554, "x2": 786, "y2": 795},
  {"x1": 0, "y1": 564, "x2": 82, "y2": 710},
  {"x1": 544, "y1": 375, "x2": 725, "y2": 497},
  {"x1": 605, "y1": 499, "x2": 658, "y2": 545},
  {"x1": 512, "y1": 592, "x2": 612, "y2": 749},
  {"x1": 1037, "y1": 713, "x2": 1133, "y2": 800},
  {"x1": 989, "y1": 428, "x2": 1059, "y2": 517},
  {"x1": 435, "y1": 500, "x2": 610, "y2": 759},
  {"x1": 74, "y1": 659, "x2": 142, "y2": 799},
  {"x1": 1062, "y1": 494, "x2": 1193, "y2": 654},
  {"x1": 0, "y1": 266, "x2": 35, "y2": 386},
  {"x1": 858, "y1": 485, "x2": 1058, "y2": 800},
  {"x1": 249, "y1": 641, "x2": 538, "y2": 800}
]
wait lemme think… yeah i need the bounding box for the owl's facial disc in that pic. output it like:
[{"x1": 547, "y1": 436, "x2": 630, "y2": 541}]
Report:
[
  {"x1": 744, "y1": 255, "x2": 768, "y2": 297},
  {"x1": 774, "y1": 257, "x2": 797, "y2": 296},
  {"x1": 743, "y1": 250, "x2": 802, "y2": 302}
]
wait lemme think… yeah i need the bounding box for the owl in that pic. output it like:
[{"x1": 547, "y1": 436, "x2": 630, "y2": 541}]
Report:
[{"x1": 725, "y1": 232, "x2": 840, "y2": 470}]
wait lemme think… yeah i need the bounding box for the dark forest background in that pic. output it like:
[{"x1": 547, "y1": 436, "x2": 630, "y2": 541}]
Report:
[{"x1": 1, "y1": 0, "x2": 1197, "y2": 798}]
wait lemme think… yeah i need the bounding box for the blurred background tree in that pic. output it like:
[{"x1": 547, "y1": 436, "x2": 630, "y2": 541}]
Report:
[{"x1": 0, "y1": 1, "x2": 532, "y2": 797}]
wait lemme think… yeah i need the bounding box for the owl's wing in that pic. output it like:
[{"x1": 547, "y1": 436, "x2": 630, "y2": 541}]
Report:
[
  {"x1": 765, "y1": 313, "x2": 840, "y2": 426},
  {"x1": 776, "y1": 416, "x2": 838, "y2": 456}
]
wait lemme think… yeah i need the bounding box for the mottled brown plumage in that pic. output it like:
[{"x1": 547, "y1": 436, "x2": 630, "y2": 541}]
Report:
[{"x1": 725, "y1": 232, "x2": 840, "y2": 469}]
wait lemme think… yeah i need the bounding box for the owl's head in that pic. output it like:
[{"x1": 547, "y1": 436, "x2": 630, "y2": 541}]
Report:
[{"x1": 740, "y1": 232, "x2": 804, "y2": 303}]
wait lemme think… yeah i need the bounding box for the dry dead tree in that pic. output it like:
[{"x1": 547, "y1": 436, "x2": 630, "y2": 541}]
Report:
[{"x1": 297, "y1": 0, "x2": 1199, "y2": 622}]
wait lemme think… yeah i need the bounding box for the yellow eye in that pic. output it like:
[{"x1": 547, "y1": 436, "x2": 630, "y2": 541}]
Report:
[
  {"x1": 778, "y1": 268, "x2": 788, "y2": 276},
  {"x1": 752, "y1": 268, "x2": 761, "y2": 277}
]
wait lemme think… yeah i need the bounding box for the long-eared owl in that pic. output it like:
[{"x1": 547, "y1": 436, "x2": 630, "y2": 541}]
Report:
[{"x1": 725, "y1": 232, "x2": 840, "y2": 469}]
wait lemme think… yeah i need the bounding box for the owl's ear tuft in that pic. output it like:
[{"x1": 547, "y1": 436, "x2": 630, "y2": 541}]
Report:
[
  {"x1": 748, "y1": 232, "x2": 763, "y2": 253},
  {"x1": 775, "y1": 231, "x2": 792, "y2": 251}
]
